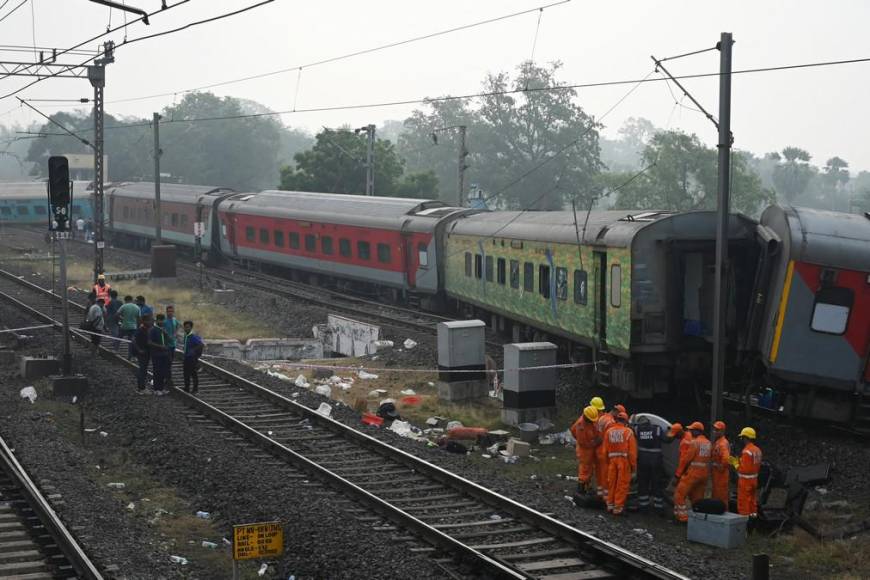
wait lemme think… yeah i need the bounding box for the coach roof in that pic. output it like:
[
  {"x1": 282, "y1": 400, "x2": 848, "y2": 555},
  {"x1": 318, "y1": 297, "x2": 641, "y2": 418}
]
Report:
[{"x1": 108, "y1": 182, "x2": 232, "y2": 200}]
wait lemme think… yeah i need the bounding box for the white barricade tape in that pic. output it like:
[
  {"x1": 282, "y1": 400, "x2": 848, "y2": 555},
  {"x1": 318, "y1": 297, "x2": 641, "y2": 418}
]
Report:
[{"x1": 0, "y1": 324, "x2": 55, "y2": 334}]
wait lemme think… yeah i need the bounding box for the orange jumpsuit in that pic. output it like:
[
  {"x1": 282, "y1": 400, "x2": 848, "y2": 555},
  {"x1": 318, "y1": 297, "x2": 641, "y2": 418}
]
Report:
[
  {"x1": 604, "y1": 423, "x2": 637, "y2": 514},
  {"x1": 737, "y1": 442, "x2": 762, "y2": 516},
  {"x1": 570, "y1": 416, "x2": 600, "y2": 487},
  {"x1": 711, "y1": 436, "x2": 731, "y2": 506},
  {"x1": 594, "y1": 413, "x2": 615, "y2": 499},
  {"x1": 673, "y1": 434, "x2": 711, "y2": 522},
  {"x1": 93, "y1": 281, "x2": 111, "y2": 305}
]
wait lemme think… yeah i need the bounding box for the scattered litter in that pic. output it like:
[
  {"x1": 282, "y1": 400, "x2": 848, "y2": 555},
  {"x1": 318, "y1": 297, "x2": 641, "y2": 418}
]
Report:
[
  {"x1": 267, "y1": 431, "x2": 273, "y2": 437},
  {"x1": 446, "y1": 420, "x2": 464, "y2": 431},
  {"x1": 487, "y1": 443, "x2": 504, "y2": 455},
  {"x1": 632, "y1": 528, "x2": 647, "y2": 534},
  {"x1": 99, "y1": 431, "x2": 109, "y2": 438},
  {"x1": 427, "y1": 381, "x2": 434, "y2": 387},
  {"x1": 314, "y1": 385, "x2": 331, "y2": 397},
  {"x1": 400, "y1": 388, "x2": 416, "y2": 396},
  {"x1": 373, "y1": 340, "x2": 394, "y2": 350},
  {"x1": 291, "y1": 392, "x2": 300, "y2": 398},
  {"x1": 361, "y1": 412, "x2": 384, "y2": 427},
  {"x1": 481, "y1": 454, "x2": 492, "y2": 459},
  {"x1": 19, "y1": 386, "x2": 37, "y2": 403},
  {"x1": 403, "y1": 338, "x2": 417, "y2": 350},
  {"x1": 815, "y1": 487, "x2": 829, "y2": 495},
  {"x1": 84, "y1": 428, "x2": 98, "y2": 433},
  {"x1": 358, "y1": 370, "x2": 379, "y2": 380},
  {"x1": 389, "y1": 420, "x2": 413, "y2": 437},
  {"x1": 426, "y1": 417, "x2": 440, "y2": 427},
  {"x1": 169, "y1": 555, "x2": 189, "y2": 565},
  {"x1": 267, "y1": 370, "x2": 292, "y2": 381},
  {"x1": 400, "y1": 395, "x2": 422, "y2": 406},
  {"x1": 126, "y1": 502, "x2": 135, "y2": 510},
  {"x1": 501, "y1": 455, "x2": 518, "y2": 464},
  {"x1": 564, "y1": 495, "x2": 574, "y2": 502},
  {"x1": 201, "y1": 541, "x2": 218, "y2": 549},
  {"x1": 315, "y1": 403, "x2": 332, "y2": 417},
  {"x1": 337, "y1": 382, "x2": 353, "y2": 391},
  {"x1": 72, "y1": 396, "x2": 77, "y2": 404},
  {"x1": 535, "y1": 417, "x2": 555, "y2": 432},
  {"x1": 490, "y1": 514, "x2": 502, "y2": 521},
  {"x1": 107, "y1": 482, "x2": 126, "y2": 489},
  {"x1": 294, "y1": 374, "x2": 310, "y2": 388},
  {"x1": 258, "y1": 563, "x2": 268, "y2": 576},
  {"x1": 195, "y1": 511, "x2": 210, "y2": 519},
  {"x1": 222, "y1": 538, "x2": 232, "y2": 546},
  {"x1": 530, "y1": 475, "x2": 537, "y2": 480}
]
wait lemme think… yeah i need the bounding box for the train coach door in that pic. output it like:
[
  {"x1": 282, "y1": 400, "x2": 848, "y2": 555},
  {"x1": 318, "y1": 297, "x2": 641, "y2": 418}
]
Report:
[
  {"x1": 593, "y1": 250, "x2": 607, "y2": 347},
  {"x1": 400, "y1": 219, "x2": 415, "y2": 289},
  {"x1": 225, "y1": 211, "x2": 238, "y2": 256}
]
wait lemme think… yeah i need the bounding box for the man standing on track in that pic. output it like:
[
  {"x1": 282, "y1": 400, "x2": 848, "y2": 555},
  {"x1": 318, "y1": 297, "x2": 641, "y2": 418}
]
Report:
[
  {"x1": 182, "y1": 320, "x2": 204, "y2": 394},
  {"x1": 711, "y1": 420, "x2": 732, "y2": 507},
  {"x1": 734, "y1": 427, "x2": 762, "y2": 517},
  {"x1": 117, "y1": 295, "x2": 140, "y2": 359},
  {"x1": 92, "y1": 274, "x2": 111, "y2": 306},
  {"x1": 591, "y1": 396, "x2": 613, "y2": 502},
  {"x1": 163, "y1": 305, "x2": 181, "y2": 387},
  {"x1": 105, "y1": 290, "x2": 123, "y2": 352},
  {"x1": 673, "y1": 422, "x2": 711, "y2": 523},
  {"x1": 132, "y1": 314, "x2": 153, "y2": 394},
  {"x1": 604, "y1": 411, "x2": 636, "y2": 516},
  {"x1": 570, "y1": 405, "x2": 600, "y2": 494},
  {"x1": 149, "y1": 313, "x2": 171, "y2": 395},
  {"x1": 634, "y1": 415, "x2": 665, "y2": 513},
  {"x1": 83, "y1": 297, "x2": 106, "y2": 355}
]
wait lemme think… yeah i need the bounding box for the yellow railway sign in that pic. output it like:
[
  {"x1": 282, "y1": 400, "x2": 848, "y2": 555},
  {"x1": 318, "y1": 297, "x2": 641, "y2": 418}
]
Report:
[{"x1": 233, "y1": 521, "x2": 283, "y2": 561}]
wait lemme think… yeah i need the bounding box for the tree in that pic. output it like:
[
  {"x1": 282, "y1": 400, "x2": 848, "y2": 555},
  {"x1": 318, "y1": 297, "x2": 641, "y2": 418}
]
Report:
[
  {"x1": 772, "y1": 146, "x2": 814, "y2": 201},
  {"x1": 612, "y1": 130, "x2": 774, "y2": 215},
  {"x1": 279, "y1": 127, "x2": 438, "y2": 198}
]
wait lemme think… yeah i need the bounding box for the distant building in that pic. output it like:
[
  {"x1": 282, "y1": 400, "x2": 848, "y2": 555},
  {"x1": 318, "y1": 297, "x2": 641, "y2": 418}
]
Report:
[{"x1": 62, "y1": 153, "x2": 109, "y2": 181}]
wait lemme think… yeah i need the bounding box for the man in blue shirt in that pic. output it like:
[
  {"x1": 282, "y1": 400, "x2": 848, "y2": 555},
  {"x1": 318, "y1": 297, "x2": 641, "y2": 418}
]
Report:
[
  {"x1": 182, "y1": 320, "x2": 204, "y2": 394},
  {"x1": 163, "y1": 305, "x2": 181, "y2": 386},
  {"x1": 105, "y1": 290, "x2": 123, "y2": 351},
  {"x1": 149, "y1": 313, "x2": 171, "y2": 395},
  {"x1": 136, "y1": 295, "x2": 154, "y2": 322}
]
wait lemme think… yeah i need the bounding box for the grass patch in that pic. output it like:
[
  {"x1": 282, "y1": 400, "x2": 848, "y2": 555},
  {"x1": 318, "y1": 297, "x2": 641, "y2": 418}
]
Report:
[{"x1": 758, "y1": 529, "x2": 870, "y2": 580}]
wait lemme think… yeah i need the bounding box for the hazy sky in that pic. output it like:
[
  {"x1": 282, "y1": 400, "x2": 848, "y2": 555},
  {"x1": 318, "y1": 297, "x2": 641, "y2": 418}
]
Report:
[{"x1": 2, "y1": 0, "x2": 870, "y2": 170}]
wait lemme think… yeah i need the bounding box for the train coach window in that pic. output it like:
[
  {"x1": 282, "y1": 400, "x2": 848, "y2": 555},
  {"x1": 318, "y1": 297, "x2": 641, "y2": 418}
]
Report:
[
  {"x1": 485, "y1": 256, "x2": 494, "y2": 282},
  {"x1": 358, "y1": 241, "x2": 371, "y2": 260},
  {"x1": 340, "y1": 238, "x2": 351, "y2": 257},
  {"x1": 322, "y1": 236, "x2": 334, "y2": 255},
  {"x1": 556, "y1": 267, "x2": 568, "y2": 300},
  {"x1": 17, "y1": 206, "x2": 28, "y2": 215},
  {"x1": 497, "y1": 258, "x2": 506, "y2": 285},
  {"x1": 260, "y1": 228, "x2": 270, "y2": 244},
  {"x1": 539, "y1": 265, "x2": 551, "y2": 299},
  {"x1": 274, "y1": 231, "x2": 284, "y2": 247},
  {"x1": 35, "y1": 206, "x2": 46, "y2": 215},
  {"x1": 523, "y1": 262, "x2": 534, "y2": 292},
  {"x1": 289, "y1": 232, "x2": 300, "y2": 249},
  {"x1": 246, "y1": 226, "x2": 255, "y2": 242},
  {"x1": 810, "y1": 286, "x2": 853, "y2": 335},
  {"x1": 474, "y1": 254, "x2": 483, "y2": 279},
  {"x1": 418, "y1": 243, "x2": 428, "y2": 268},
  {"x1": 574, "y1": 270, "x2": 588, "y2": 305},
  {"x1": 611, "y1": 264, "x2": 622, "y2": 307},
  {"x1": 377, "y1": 243, "x2": 391, "y2": 263},
  {"x1": 305, "y1": 234, "x2": 316, "y2": 252},
  {"x1": 465, "y1": 253, "x2": 472, "y2": 277},
  {"x1": 510, "y1": 260, "x2": 520, "y2": 288}
]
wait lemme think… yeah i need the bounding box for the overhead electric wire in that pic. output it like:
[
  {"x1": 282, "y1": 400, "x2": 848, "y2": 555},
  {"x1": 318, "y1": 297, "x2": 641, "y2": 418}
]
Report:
[
  {"x1": 0, "y1": 0, "x2": 26, "y2": 24},
  {"x1": 108, "y1": 0, "x2": 572, "y2": 105}
]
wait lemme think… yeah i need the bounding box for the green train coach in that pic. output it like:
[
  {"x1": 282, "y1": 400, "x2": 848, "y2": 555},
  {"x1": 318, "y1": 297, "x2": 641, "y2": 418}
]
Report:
[{"x1": 443, "y1": 209, "x2": 759, "y2": 398}]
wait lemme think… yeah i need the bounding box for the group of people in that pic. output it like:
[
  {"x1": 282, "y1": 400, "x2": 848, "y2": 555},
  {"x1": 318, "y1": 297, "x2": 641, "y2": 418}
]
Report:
[
  {"x1": 570, "y1": 396, "x2": 763, "y2": 521},
  {"x1": 82, "y1": 274, "x2": 205, "y2": 395}
]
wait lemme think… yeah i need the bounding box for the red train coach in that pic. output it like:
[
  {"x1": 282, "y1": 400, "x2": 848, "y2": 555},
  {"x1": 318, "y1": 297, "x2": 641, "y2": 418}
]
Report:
[{"x1": 216, "y1": 190, "x2": 468, "y2": 302}]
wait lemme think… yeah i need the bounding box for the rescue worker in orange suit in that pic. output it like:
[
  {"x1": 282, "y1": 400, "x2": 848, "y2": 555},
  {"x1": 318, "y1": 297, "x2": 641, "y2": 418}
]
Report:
[
  {"x1": 673, "y1": 422, "x2": 711, "y2": 523},
  {"x1": 591, "y1": 396, "x2": 614, "y2": 502},
  {"x1": 93, "y1": 274, "x2": 111, "y2": 306},
  {"x1": 733, "y1": 427, "x2": 762, "y2": 516},
  {"x1": 665, "y1": 422, "x2": 693, "y2": 487},
  {"x1": 604, "y1": 411, "x2": 637, "y2": 515},
  {"x1": 570, "y1": 406, "x2": 600, "y2": 493},
  {"x1": 710, "y1": 421, "x2": 731, "y2": 506},
  {"x1": 634, "y1": 415, "x2": 665, "y2": 512}
]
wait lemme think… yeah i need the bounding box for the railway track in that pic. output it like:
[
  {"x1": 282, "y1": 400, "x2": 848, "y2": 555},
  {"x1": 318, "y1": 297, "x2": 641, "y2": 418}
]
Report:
[
  {"x1": 0, "y1": 430, "x2": 102, "y2": 579},
  {"x1": 0, "y1": 269, "x2": 688, "y2": 580}
]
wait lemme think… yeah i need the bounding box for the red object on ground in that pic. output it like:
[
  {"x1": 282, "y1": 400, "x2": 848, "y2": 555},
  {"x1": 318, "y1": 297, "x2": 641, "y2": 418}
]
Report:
[
  {"x1": 361, "y1": 413, "x2": 384, "y2": 427},
  {"x1": 446, "y1": 427, "x2": 488, "y2": 440},
  {"x1": 400, "y1": 395, "x2": 423, "y2": 406}
]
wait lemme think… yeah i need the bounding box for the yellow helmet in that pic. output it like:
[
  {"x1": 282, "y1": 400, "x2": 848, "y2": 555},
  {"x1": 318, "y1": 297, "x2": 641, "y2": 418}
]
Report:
[
  {"x1": 583, "y1": 406, "x2": 599, "y2": 421},
  {"x1": 590, "y1": 396, "x2": 605, "y2": 411},
  {"x1": 739, "y1": 427, "x2": 756, "y2": 440}
]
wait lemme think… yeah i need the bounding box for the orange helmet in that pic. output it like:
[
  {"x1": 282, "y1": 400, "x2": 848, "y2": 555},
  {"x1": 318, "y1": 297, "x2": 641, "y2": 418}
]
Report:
[
  {"x1": 613, "y1": 404, "x2": 627, "y2": 415},
  {"x1": 667, "y1": 423, "x2": 683, "y2": 437},
  {"x1": 688, "y1": 421, "x2": 705, "y2": 432},
  {"x1": 616, "y1": 411, "x2": 629, "y2": 422},
  {"x1": 713, "y1": 420, "x2": 726, "y2": 431}
]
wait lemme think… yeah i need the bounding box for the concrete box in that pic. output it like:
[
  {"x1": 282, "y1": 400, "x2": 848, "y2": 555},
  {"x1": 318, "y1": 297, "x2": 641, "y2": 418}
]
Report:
[
  {"x1": 503, "y1": 342, "x2": 557, "y2": 391},
  {"x1": 506, "y1": 438, "x2": 530, "y2": 457},
  {"x1": 437, "y1": 380, "x2": 488, "y2": 402},
  {"x1": 687, "y1": 511, "x2": 748, "y2": 549},
  {"x1": 20, "y1": 356, "x2": 60, "y2": 379},
  {"x1": 151, "y1": 244, "x2": 177, "y2": 278},
  {"x1": 437, "y1": 320, "x2": 485, "y2": 369}
]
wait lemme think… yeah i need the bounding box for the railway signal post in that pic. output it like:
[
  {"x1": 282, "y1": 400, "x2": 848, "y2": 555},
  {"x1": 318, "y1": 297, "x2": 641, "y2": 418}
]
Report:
[{"x1": 47, "y1": 156, "x2": 73, "y2": 376}]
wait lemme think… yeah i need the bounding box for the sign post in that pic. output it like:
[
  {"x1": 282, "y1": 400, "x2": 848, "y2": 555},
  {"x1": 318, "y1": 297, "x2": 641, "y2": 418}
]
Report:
[
  {"x1": 48, "y1": 156, "x2": 72, "y2": 375},
  {"x1": 232, "y1": 521, "x2": 283, "y2": 580}
]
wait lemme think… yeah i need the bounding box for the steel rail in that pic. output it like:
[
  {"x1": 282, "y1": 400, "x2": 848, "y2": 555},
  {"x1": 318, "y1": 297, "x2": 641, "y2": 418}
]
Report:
[{"x1": 0, "y1": 268, "x2": 689, "y2": 580}]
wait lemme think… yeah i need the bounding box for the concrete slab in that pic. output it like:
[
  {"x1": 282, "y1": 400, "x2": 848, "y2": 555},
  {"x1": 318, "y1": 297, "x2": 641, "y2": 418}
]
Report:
[
  {"x1": 204, "y1": 338, "x2": 323, "y2": 361},
  {"x1": 437, "y1": 380, "x2": 488, "y2": 402},
  {"x1": 19, "y1": 356, "x2": 59, "y2": 379},
  {"x1": 501, "y1": 406, "x2": 557, "y2": 427}
]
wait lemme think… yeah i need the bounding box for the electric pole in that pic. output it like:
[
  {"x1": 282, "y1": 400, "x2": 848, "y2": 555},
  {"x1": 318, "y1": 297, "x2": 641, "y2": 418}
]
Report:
[
  {"x1": 457, "y1": 125, "x2": 468, "y2": 207},
  {"x1": 363, "y1": 124, "x2": 375, "y2": 196},
  {"x1": 153, "y1": 112, "x2": 162, "y2": 244},
  {"x1": 711, "y1": 32, "x2": 733, "y2": 427},
  {"x1": 87, "y1": 41, "x2": 114, "y2": 280}
]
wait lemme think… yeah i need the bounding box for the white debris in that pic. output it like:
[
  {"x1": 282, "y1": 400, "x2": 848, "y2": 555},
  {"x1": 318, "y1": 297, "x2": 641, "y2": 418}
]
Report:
[
  {"x1": 315, "y1": 403, "x2": 332, "y2": 417},
  {"x1": 201, "y1": 541, "x2": 218, "y2": 549},
  {"x1": 403, "y1": 338, "x2": 417, "y2": 350},
  {"x1": 107, "y1": 482, "x2": 126, "y2": 489},
  {"x1": 169, "y1": 555, "x2": 189, "y2": 565},
  {"x1": 501, "y1": 455, "x2": 518, "y2": 464},
  {"x1": 632, "y1": 528, "x2": 647, "y2": 534},
  {"x1": 314, "y1": 385, "x2": 331, "y2": 397},
  {"x1": 481, "y1": 454, "x2": 492, "y2": 459},
  {"x1": 126, "y1": 502, "x2": 136, "y2": 510},
  {"x1": 99, "y1": 431, "x2": 109, "y2": 438},
  {"x1": 291, "y1": 392, "x2": 300, "y2": 398},
  {"x1": 19, "y1": 386, "x2": 37, "y2": 403},
  {"x1": 400, "y1": 389, "x2": 416, "y2": 396},
  {"x1": 258, "y1": 563, "x2": 268, "y2": 576},
  {"x1": 328, "y1": 375, "x2": 342, "y2": 384},
  {"x1": 565, "y1": 495, "x2": 575, "y2": 502},
  {"x1": 426, "y1": 417, "x2": 439, "y2": 427},
  {"x1": 446, "y1": 420, "x2": 464, "y2": 431},
  {"x1": 267, "y1": 370, "x2": 292, "y2": 381},
  {"x1": 489, "y1": 514, "x2": 502, "y2": 520},
  {"x1": 195, "y1": 511, "x2": 210, "y2": 519},
  {"x1": 815, "y1": 487, "x2": 829, "y2": 495},
  {"x1": 223, "y1": 538, "x2": 232, "y2": 546},
  {"x1": 294, "y1": 374, "x2": 310, "y2": 388},
  {"x1": 337, "y1": 382, "x2": 353, "y2": 391},
  {"x1": 373, "y1": 340, "x2": 394, "y2": 350},
  {"x1": 427, "y1": 382, "x2": 435, "y2": 387},
  {"x1": 389, "y1": 420, "x2": 413, "y2": 437},
  {"x1": 358, "y1": 370, "x2": 379, "y2": 380},
  {"x1": 368, "y1": 390, "x2": 381, "y2": 398},
  {"x1": 72, "y1": 396, "x2": 77, "y2": 404}
]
